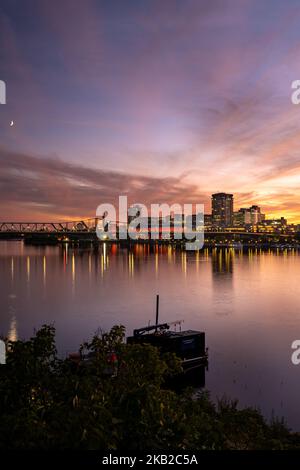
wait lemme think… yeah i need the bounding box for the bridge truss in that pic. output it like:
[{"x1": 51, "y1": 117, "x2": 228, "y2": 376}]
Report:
[{"x1": 0, "y1": 218, "x2": 99, "y2": 233}]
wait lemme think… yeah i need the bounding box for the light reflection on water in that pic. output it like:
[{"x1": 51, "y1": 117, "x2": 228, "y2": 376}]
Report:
[{"x1": 1, "y1": 241, "x2": 300, "y2": 429}]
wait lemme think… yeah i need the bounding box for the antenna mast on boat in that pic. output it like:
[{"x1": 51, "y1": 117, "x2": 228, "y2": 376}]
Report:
[{"x1": 155, "y1": 294, "x2": 159, "y2": 332}]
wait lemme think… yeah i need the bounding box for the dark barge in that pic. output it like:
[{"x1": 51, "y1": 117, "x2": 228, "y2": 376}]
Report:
[{"x1": 127, "y1": 295, "x2": 208, "y2": 373}]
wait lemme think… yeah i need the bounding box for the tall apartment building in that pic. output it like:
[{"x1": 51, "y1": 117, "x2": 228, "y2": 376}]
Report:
[{"x1": 212, "y1": 193, "x2": 233, "y2": 227}]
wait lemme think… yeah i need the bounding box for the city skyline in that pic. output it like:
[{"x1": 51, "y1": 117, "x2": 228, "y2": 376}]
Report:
[
  {"x1": 1, "y1": 1, "x2": 300, "y2": 222},
  {"x1": 0, "y1": 190, "x2": 291, "y2": 228}
]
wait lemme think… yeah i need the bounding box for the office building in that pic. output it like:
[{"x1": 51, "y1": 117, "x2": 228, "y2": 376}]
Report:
[{"x1": 212, "y1": 193, "x2": 233, "y2": 227}]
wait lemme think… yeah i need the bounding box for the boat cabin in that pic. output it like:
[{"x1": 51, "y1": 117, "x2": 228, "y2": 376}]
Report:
[{"x1": 127, "y1": 325, "x2": 206, "y2": 368}]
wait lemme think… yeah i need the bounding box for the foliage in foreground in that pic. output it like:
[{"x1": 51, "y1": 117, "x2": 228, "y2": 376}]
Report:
[{"x1": 0, "y1": 325, "x2": 299, "y2": 450}]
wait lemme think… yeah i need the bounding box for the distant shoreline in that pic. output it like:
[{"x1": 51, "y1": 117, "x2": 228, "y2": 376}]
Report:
[{"x1": 0, "y1": 234, "x2": 300, "y2": 250}]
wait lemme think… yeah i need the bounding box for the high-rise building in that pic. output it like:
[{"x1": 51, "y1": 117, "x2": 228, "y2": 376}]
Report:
[
  {"x1": 233, "y1": 205, "x2": 265, "y2": 227},
  {"x1": 204, "y1": 214, "x2": 212, "y2": 227},
  {"x1": 249, "y1": 205, "x2": 264, "y2": 224},
  {"x1": 212, "y1": 193, "x2": 233, "y2": 227},
  {"x1": 233, "y1": 209, "x2": 250, "y2": 226}
]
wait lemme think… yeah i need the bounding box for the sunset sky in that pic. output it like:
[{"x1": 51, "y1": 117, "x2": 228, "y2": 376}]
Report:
[{"x1": 1, "y1": 0, "x2": 300, "y2": 222}]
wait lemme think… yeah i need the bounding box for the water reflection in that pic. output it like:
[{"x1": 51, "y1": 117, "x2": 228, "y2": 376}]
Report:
[
  {"x1": 71, "y1": 253, "x2": 76, "y2": 295},
  {"x1": 101, "y1": 242, "x2": 108, "y2": 275},
  {"x1": 211, "y1": 249, "x2": 234, "y2": 316},
  {"x1": 169, "y1": 365, "x2": 206, "y2": 390},
  {"x1": 211, "y1": 248, "x2": 234, "y2": 276},
  {"x1": 7, "y1": 291, "x2": 18, "y2": 342},
  {"x1": 43, "y1": 255, "x2": 47, "y2": 287},
  {"x1": 7, "y1": 243, "x2": 298, "y2": 290},
  {"x1": 11, "y1": 257, "x2": 14, "y2": 282},
  {"x1": 26, "y1": 256, "x2": 30, "y2": 282},
  {"x1": 8, "y1": 314, "x2": 18, "y2": 342},
  {"x1": 128, "y1": 252, "x2": 134, "y2": 277}
]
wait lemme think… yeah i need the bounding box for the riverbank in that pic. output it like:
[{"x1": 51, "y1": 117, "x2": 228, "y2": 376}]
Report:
[{"x1": 0, "y1": 325, "x2": 299, "y2": 450}]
